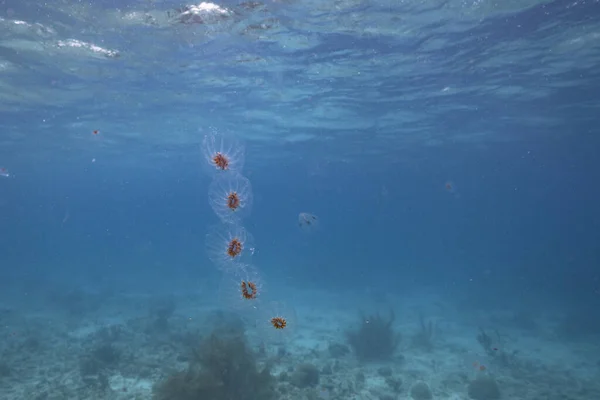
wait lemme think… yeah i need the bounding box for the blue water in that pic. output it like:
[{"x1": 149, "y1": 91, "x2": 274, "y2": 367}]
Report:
[{"x1": 1, "y1": 0, "x2": 599, "y2": 398}]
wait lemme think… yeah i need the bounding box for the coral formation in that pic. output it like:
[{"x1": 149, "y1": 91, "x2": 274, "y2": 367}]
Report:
[
  {"x1": 476, "y1": 328, "x2": 495, "y2": 356},
  {"x1": 290, "y1": 363, "x2": 319, "y2": 388},
  {"x1": 476, "y1": 328, "x2": 519, "y2": 367},
  {"x1": 412, "y1": 314, "x2": 436, "y2": 351},
  {"x1": 346, "y1": 310, "x2": 400, "y2": 361},
  {"x1": 79, "y1": 343, "x2": 121, "y2": 377},
  {"x1": 386, "y1": 376, "x2": 403, "y2": 393},
  {"x1": 79, "y1": 341, "x2": 123, "y2": 393},
  {"x1": 153, "y1": 331, "x2": 274, "y2": 400},
  {"x1": 151, "y1": 297, "x2": 176, "y2": 331},
  {"x1": 467, "y1": 375, "x2": 500, "y2": 400},
  {"x1": 328, "y1": 342, "x2": 350, "y2": 358},
  {"x1": 48, "y1": 288, "x2": 103, "y2": 317},
  {"x1": 0, "y1": 362, "x2": 10, "y2": 378},
  {"x1": 410, "y1": 381, "x2": 433, "y2": 400}
]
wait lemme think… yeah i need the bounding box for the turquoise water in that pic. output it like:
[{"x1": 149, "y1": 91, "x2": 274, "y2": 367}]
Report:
[{"x1": 1, "y1": 1, "x2": 599, "y2": 399}]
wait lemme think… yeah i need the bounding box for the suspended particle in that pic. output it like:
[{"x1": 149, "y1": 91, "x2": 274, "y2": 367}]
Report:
[
  {"x1": 206, "y1": 224, "x2": 254, "y2": 272},
  {"x1": 208, "y1": 173, "x2": 253, "y2": 222},
  {"x1": 201, "y1": 130, "x2": 245, "y2": 174},
  {"x1": 298, "y1": 212, "x2": 319, "y2": 232},
  {"x1": 444, "y1": 181, "x2": 460, "y2": 198}
]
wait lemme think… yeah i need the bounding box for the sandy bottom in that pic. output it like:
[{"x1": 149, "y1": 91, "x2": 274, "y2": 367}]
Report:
[{"x1": 0, "y1": 282, "x2": 599, "y2": 400}]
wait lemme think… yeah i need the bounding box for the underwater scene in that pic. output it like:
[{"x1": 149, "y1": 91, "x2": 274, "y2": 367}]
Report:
[{"x1": 1, "y1": 0, "x2": 599, "y2": 399}]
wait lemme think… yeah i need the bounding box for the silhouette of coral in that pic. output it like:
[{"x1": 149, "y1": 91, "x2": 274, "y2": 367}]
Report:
[
  {"x1": 468, "y1": 375, "x2": 500, "y2": 400},
  {"x1": 412, "y1": 314, "x2": 436, "y2": 351},
  {"x1": 150, "y1": 296, "x2": 176, "y2": 332},
  {"x1": 153, "y1": 332, "x2": 274, "y2": 400},
  {"x1": 476, "y1": 328, "x2": 519, "y2": 368},
  {"x1": 290, "y1": 363, "x2": 319, "y2": 388},
  {"x1": 410, "y1": 381, "x2": 433, "y2": 400},
  {"x1": 79, "y1": 343, "x2": 121, "y2": 377},
  {"x1": 0, "y1": 362, "x2": 10, "y2": 378},
  {"x1": 346, "y1": 310, "x2": 400, "y2": 361}
]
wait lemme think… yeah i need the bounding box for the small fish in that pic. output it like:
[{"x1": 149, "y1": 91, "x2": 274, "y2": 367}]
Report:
[{"x1": 0, "y1": 168, "x2": 9, "y2": 177}]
